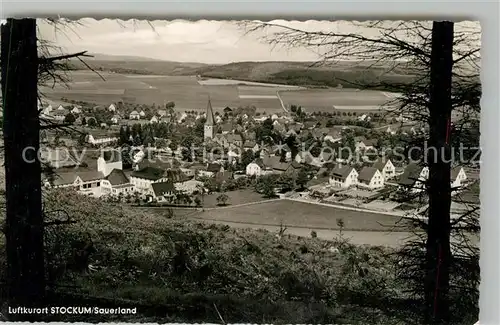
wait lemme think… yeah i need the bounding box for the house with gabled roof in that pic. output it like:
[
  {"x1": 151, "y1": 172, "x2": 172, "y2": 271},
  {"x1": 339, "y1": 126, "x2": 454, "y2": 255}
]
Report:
[
  {"x1": 108, "y1": 104, "x2": 116, "y2": 112},
  {"x1": 357, "y1": 166, "x2": 384, "y2": 190},
  {"x1": 97, "y1": 150, "x2": 122, "y2": 177},
  {"x1": 354, "y1": 137, "x2": 376, "y2": 152},
  {"x1": 199, "y1": 162, "x2": 224, "y2": 177},
  {"x1": 372, "y1": 158, "x2": 396, "y2": 180},
  {"x1": 226, "y1": 133, "x2": 243, "y2": 147},
  {"x1": 151, "y1": 181, "x2": 176, "y2": 202},
  {"x1": 243, "y1": 140, "x2": 260, "y2": 153},
  {"x1": 451, "y1": 166, "x2": 467, "y2": 189},
  {"x1": 329, "y1": 165, "x2": 358, "y2": 188},
  {"x1": 71, "y1": 106, "x2": 82, "y2": 115},
  {"x1": 130, "y1": 166, "x2": 168, "y2": 194},
  {"x1": 220, "y1": 123, "x2": 233, "y2": 135},
  {"x1": 45, "y1": 169, "x2": 105, "y2": 197},
  {"x1": 101, "y1": 168, "x2": 134, "y2": 196},
  {"x1": 129, "y1": 111, "x2": 141, "y2": 120},
  {"x1": 246, "y1": 158, "x2": 266, "y2": 176},
  {"x1": 398, "y1": 163, "x2": 429, "y2": 193}
]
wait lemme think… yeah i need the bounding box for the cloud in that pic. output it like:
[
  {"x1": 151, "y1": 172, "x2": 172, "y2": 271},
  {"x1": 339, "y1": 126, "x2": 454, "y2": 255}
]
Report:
[{"x1": 36, "y1": 19, "x2": 480, "y2": 64}]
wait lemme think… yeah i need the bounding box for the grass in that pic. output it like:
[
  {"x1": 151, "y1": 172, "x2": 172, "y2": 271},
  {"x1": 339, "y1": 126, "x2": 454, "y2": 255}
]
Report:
[
  {"x1": 0, "y1": 189, "x2": 478, "y2": 324},
  {"x1": 201, "y1": 189, "x2": 271, "y2": 208},
  {"x1": 192, "y1": 199, "x2": 411, "y2": 232}
]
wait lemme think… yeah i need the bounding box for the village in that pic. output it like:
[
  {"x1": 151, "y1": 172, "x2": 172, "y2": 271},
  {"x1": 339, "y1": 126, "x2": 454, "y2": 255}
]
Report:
[{"x1": 37, "y1": 96, "x2": 479, "y2": 219}]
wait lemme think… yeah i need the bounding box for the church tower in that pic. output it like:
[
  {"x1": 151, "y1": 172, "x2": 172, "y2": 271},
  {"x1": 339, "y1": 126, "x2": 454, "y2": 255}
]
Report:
[{"x1": 204, "y1": 97, "x2": 215, "y2": 140}]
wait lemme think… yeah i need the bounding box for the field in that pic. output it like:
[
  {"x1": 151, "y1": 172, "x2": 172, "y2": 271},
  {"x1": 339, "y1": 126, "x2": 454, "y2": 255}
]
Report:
[
  {"x1": 191, "y1": 199, "x2": 411, "y2": 231},
  {"x1": 41, "y1": 71, "x2": 398, "y2": 114}
]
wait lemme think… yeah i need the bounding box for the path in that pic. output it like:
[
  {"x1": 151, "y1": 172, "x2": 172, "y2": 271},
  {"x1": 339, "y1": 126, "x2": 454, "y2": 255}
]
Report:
[
  {"x1": 196, "y1": 218, "x2": 415, "y2": 247},
  {"x1": 284, "y1": 197, "x2": 406, "y2": 217},
  {"x1": 276, "y1": 90, "x2": 288, "y2": 114}
]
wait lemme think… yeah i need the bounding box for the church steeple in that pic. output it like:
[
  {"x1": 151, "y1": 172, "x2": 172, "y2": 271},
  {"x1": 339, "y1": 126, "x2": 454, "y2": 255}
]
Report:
[
  {"x1": 205, "y1": 97, "x2": 215, "y2": 126},
  {"x1": 204, "y1": 96, "x2": 215, "y2": 140}
]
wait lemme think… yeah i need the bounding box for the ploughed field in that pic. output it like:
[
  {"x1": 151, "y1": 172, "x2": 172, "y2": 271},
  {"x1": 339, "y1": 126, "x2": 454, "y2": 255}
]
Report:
[{"x1": 41, "y1": 71, "x2": 398, "y2": 113}]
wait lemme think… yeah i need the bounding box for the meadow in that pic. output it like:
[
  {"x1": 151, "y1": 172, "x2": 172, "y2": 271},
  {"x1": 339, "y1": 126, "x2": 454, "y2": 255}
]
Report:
[{"x1": 41, "y1": 71, "x2": 397, "y2": 114}]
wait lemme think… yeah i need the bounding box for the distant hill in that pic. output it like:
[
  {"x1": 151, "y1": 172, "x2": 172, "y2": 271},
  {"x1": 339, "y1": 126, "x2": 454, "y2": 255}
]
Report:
[
  {"x1": 68, "y1": 57, "x2": 420, "y2": 89},
  {"x1": 85, "y1": 53, "x2": 167, "y2": 62}
]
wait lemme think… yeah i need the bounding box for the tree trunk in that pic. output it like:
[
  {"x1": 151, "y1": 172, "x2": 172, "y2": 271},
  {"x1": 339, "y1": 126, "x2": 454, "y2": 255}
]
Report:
[
  {"x1": 425, "y1": 21, "x2": 454, "y2": 324},
  {"x1": 1, "y1": 18, "x2": 45, "y2": 311}
]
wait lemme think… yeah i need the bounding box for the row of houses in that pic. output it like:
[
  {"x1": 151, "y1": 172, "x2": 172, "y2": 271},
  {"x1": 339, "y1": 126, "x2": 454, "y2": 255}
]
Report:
[
  {"x1": 44, "y1": 150, "x2": 234, "y2": 202},
  {"x1": 306, "y1": 158, "x2": 468, "y2": 193}
]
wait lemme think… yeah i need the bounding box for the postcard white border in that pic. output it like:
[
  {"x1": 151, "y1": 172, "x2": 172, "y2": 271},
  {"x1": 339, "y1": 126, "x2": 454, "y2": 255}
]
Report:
[{"x1": 0, "y1": 1, "x2": 498, "y2": 324}]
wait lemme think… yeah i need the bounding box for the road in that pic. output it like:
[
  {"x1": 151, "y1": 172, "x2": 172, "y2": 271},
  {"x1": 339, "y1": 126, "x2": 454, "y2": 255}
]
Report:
[{"x1": 276, "y1": 90, "x2": 288, "y2": 114}]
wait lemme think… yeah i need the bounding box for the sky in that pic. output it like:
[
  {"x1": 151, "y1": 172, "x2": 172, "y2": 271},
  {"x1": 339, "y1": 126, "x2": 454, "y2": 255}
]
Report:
[{"x1": 36, "y1": 19, "x2": 481, "y2": 64}]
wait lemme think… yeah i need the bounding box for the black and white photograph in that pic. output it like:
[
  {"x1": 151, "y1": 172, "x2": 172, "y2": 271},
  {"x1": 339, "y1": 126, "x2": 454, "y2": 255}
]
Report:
[{"x1": 0, "y1": 18, "x2": 481, "y2": 324}]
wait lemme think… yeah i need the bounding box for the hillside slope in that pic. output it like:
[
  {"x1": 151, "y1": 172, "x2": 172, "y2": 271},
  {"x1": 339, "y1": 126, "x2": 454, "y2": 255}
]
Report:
[{"x1": 69, "y1": 58, "x2": 418, "y2": 89}]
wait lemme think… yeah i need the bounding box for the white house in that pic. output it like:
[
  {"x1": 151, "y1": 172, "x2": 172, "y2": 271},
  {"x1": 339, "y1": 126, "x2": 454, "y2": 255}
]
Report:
[
  {"x1": 451, "y1": 166, "x2": 467, "y2": 188},
  {"x1": 150, "y1": 116, "x2": 159, "y2": 123},
  {"x1": 398, "y1": 163, "x2": 429, "y2": 193},
  {"x1": 175, "y1": 179, "x2": 204, "y2": 195},
  {"x1": 71, "y1": 106, "x2": 81, "y2": 114},
  {"x1": 355, "y1": 137, "x2": 376, "y2": 152},
  {"x1": 86, "y1": 134, "x2": 118, "y2": 146},
  {"x1": 151, "y1": 181, "x2": 176, "y2": 202},
  {"x1": 100, "y1": 168, "x2": 134, "y2": 196},
  {"x1": 97, "y1": 150, "x2": 123, "y2": 177},
  {"x1": 110, "y1": 115, "x2": 121, "y2": 124},
  {"x1": 129, "y1": 111, "x2": 141, "y2": 120},
  {"x1": 108, "y1": 104, "x2": 116, "y2": 112},
  {"x1": 246, "y1": 160, "x2": 264, "y2": 176},
  {"x1": 43, "y1": 105, "x2": 53, "y2": 115},
  {"x1": 357, "y1": 167, "x2": 384, "y2": 190},
  {"x1": 52, "y1": 110, "x2": 69, "y2": 121},
  {"x1": 198, "y1": 163, "x2": 224, "y2": 178},
  {"x1": 329, "y1": 165, "x2": 358, "y2": 188},
  {"x1": 129, "y1": 166, "x2": 168, "y2": 195},
  {"x1": 57, "y1": 105, "x2": 65, "y2": 111},
  {"x1": 46, "y1": 170, "x2": 105, "y2": 198},
  {"x1": 139, "y1": 110, "x2": 146, "y2": 118},
  {"x1": 243, "y1": 140, "x2": 260, "y2": 153},
  {"x1": 372, "y1": 158, "x2": 396, "y2": 180},
  {"x1": 323, "y1": 131, "x2": 342, "y2": 144}
]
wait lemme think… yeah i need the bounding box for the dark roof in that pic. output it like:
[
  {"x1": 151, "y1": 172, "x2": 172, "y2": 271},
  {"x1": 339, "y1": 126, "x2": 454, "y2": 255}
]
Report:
[
  {"x1": 165, "y1": 169, "x2": 192, "y2": 183},
  {"x1": 206, "y1": 99, "x2": 215, "y2": 126},
  {"x1": 152, "y1": 181, "x2": 175, "y2": 197},
  {"x1": 105, "y1": 168, "x2": 129, "y2": 186},
  {"x1": 215, "y1": 171, "x2": 233, "y2": 183},
  {"x1": 398, "y1": 163, "x2": 425, "y2": 186},
  {"x1": 372, "y1": 158, "x2": 390, "y2": 172},
  {"x1": 227, "y1": 134, "x2": 243, "y2": 143},
  {"x1": 330, "y1": 165, "x2": 355, "y2": 181},
  {"x1": 290, "y1": 161, "x2": 302, "y2": 170},
  {"x1": 206, "y1": 163, "x2": 222, "y2": 173},
  {"x1": 266, "y1": 156, "x2": 290, "y2": 171},
  {"x1": 243, "y1": 140, "x2": 257, "y2": 148},
  {"x1": 307, "y1": 176, "x2": 330, "y2": 187},
  {"x1": 221, "y1": 123, "x2": 233, "y2": 132},
  {"x1": 131, "y1": 166, "x2": 165, "y2": 181},
  {"x1": 357, "y1": 167, "x2": 379, "y2": 183},
  {"x1": 101, "y1": 150, "x2": 122, "y2": 163},
  {"x1": 50, "y1": 169, "x2": 104, "y2": 186},
  {"x1": 252, "y1": 158, "x2": 265, "y2": 168}
]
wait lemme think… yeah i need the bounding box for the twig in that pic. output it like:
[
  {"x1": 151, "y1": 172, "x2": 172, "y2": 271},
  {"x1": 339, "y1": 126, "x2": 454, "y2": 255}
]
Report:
[{"x1": 213, "y1": 303, "x2": 226, "y2": 325}]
